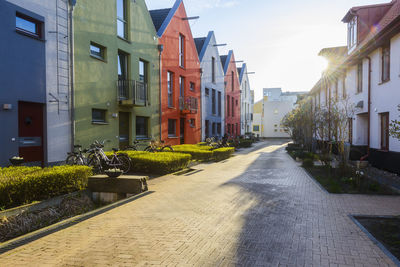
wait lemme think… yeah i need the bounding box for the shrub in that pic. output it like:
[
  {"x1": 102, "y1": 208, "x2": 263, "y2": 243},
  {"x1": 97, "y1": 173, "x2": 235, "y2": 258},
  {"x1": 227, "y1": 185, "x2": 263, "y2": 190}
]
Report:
[
  {"x1": 172, "y1": 145, "x2": 214, "y2": 161},
  {"x1": 213, "y1": 147, "x2": 235, "y2": 161},
  {"x1": 0, "y1": 166, "x2": 92, "y2": 209},
  {"x1": 302, "y1": 158, "x2": 314, "y2": 168},
  {"x1": 112, "y1": 151, "x2": 192, "y2": 175},
  {"x1": 238, "y1": 139, "x2": 253, "y2": 148}
]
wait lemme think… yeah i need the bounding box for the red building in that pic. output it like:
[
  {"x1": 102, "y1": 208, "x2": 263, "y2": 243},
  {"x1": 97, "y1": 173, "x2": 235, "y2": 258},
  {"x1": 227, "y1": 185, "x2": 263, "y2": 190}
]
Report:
[
  {"x1": 150, "y1": 0, "x2": 201, "y2": 145},
  {"x1": 221, "y1": 50, "x2": 241, "y2": 137}
]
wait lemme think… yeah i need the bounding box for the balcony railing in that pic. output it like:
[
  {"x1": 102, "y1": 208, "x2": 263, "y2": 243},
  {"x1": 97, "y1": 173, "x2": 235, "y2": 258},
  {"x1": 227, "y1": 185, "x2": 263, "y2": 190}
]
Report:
[
  {"x1": 117, "y1": 80, "x2": 148, "y2": 106},
  {"x1": 179, "y1": 96, "x2": 198, "y2": 114}
]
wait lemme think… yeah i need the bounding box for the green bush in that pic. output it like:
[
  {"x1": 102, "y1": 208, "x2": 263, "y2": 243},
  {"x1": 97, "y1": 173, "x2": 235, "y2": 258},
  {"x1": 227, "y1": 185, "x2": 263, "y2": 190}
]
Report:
[
  {"x1": 302, "y1": 158, "x2": 314, "y2": 168},
  {"x1": 238, "y1": 139, "x2": 253, "y2": 148},
  {"x1": 0, "y1": 166, "x2": 92, "y2": 209},
  {"x1": 213, "y1": 147, "x2": 235, "y2": 161},
  {"x1": 112, "y1": 151, "x2": 192, "y2": 174},
  {"x1": 172, "y1": 145, "x2": 214, "y2": 161}
]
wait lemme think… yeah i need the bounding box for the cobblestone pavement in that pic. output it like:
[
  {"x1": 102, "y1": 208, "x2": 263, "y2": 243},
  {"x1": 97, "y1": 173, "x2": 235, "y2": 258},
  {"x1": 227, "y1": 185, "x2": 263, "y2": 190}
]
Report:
[{"x1": 1, "y1": 140, "x2": 400, "y2": 266}]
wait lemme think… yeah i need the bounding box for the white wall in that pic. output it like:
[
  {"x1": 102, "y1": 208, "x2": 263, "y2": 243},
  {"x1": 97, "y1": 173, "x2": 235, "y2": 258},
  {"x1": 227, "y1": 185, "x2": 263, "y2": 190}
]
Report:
[
  {"x1": 240, "y1": 65, "x2": 252, "y2": 135},
  {"x1": 263, "y1": 101, "x2": 292, "y2": 138},
  {"x1": 6, "y1": 0, "x2": 72, "y2": 164}
]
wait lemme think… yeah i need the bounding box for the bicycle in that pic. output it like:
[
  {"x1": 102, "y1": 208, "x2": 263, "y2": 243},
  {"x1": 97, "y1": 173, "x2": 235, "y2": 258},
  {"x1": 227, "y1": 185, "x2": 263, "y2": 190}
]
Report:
[
  {"x1": 66, "y1": 145, "x2": 88, "y2": 165},
  {"x1": 124, "y1": 140, "x2": 140, "y2": 151},
  {"x1": 144, "y1": 140, "x2": 174, "y2": 152},
  {"x1": 87, "y1": 140, "x2": 131, "y2": 174}
]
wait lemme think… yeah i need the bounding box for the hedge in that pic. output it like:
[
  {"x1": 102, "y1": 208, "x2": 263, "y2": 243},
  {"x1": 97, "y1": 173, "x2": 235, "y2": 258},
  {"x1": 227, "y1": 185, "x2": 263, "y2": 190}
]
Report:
[
  {"x1": 0, "y1": 166, "x2": 92, "y2": 209},
  {"x1": 238, "y1": 139, "x2": 253, "y2": 148},
  {"x1": 213, "y1": 147, "x2": 235, "y2": 161},
  {"x1": 172, "y1": 145, "x2": 214, "y2": 162},
  {"x1": 107, "y1": 151, "x2": 192, "y2": 175}
]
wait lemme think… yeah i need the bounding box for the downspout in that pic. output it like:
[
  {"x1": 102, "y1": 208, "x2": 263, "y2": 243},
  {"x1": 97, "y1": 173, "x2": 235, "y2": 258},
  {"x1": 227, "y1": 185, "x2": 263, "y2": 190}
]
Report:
[
  {"x1": 158, "y1": 44, "x2": 163, "y2": 140},
  {"x1": 360, "y1": 56, "x2": 371, "y2": 161},
  {"x1": 199, "y1": 68, "x2": 203, "y2": 141},
  {"x1": 69, "y1": 1, "x2": 75, "y2": 150}
]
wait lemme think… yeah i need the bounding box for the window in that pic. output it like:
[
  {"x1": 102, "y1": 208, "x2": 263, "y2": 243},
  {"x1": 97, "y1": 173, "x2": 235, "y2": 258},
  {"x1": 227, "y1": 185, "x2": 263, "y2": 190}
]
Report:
[
  {"x1": 189, "y1": 119, "x2": 195, "y2": 128},
  {"x1": 92, "y1": 109, "x2": 107, "y2": 123},
  {"x1": 348, "y1": 16, "x2": 357, "y2": 50},
  {"x1": 90, "y1": 42, "x2": 105, "y2": 60},
  {"x1": 118, "y1": 51, "x2": 128, "y2": 80},
  {"x1": 136, "y1": 117, "x2": 148, "y2": 139},
  {"x1": 117, "y1": 0, "x2": 127, "y2": 39},
  {"x1": 231, "y1": 71, "x2": 234, "y2": 91},
  {"x1": 236, "y1": 100, "x2": 238, "y2": 106},
  {"x1": 212, "y1": 57, "x2": 216, "y2": 83},
  {"x1": 205, "y1": 120, "x2": 209, "y2": 138},
  {"x1": 179, "y1": 76, "x2": 185, "y2": 97},
  {"x1": 16, "y1": 13, "x2": 42, "y2": 39},
  {"x1": 212, "y1": 89, "x2": 216, "y2": 115},
  {"x1": 342, "y1": 75, "x2": 346, "y2": 98},
  {"x1": 232, "y1": 97, "x2": 234, "y2": 117},
  {"x1": 212, "y1": 123, "x2": 216, "y2": 135},
  {"x1": 218, "y1": 92, "x2": 222, "y2": 116},
  {"x1": 217, "y1": 123, "x2": 221, "y2": 135},
  {"x1": 168, "y1": 72, "x2": 174, "y2": 107},
  {"x1": 253, "y1": 125, "x2": 260, "y2": 132},
  {"x1": 227, "y1": 124, "x2": 231, "y2": 135},
  {"x1": 382, "y1": 44, "x2": 390, "y2": 83},
  {"x1": 139, "y1": 60, "x2": 148, "y2": 83},
  {"x1": 168, "y1": 119, "x2": 177, "y2": 137},
  {"x1": 236, "y1": 124, "x2": 239, "y2": 135},
  {"x1": 205, "y1": 88, "x2": 209, "y2": 96},
  {"x1": 381, "y1": 113, "x2": 389, "y2": 151},
  {"x1": 190, "y1": 82, "x2": 195, "y2": 92},
  {"x1": 227, "y1": 96, "x2": 230, "y2": 116},
  {"x1": 179, "y1": 34, "x2": 185, "y2": 68},
  {"x1": 357, "y1": 62, "x2": 363, "y2": 93}
]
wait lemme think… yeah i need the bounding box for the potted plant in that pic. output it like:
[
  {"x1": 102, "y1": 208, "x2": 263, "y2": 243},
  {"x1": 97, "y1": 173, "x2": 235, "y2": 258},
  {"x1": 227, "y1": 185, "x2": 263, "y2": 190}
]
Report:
[
  {"x1": 9, "y1": 156, "x2": 24, "y2": 166},
  {"x1": 104, "y1": 168, "x2": 123, "y2": 178}
]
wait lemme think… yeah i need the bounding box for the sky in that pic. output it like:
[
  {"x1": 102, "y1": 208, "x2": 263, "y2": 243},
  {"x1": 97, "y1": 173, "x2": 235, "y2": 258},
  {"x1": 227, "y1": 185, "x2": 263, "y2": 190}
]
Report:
[{"x1": 145, "y1": 0, "x2": 388, "y2": 101}]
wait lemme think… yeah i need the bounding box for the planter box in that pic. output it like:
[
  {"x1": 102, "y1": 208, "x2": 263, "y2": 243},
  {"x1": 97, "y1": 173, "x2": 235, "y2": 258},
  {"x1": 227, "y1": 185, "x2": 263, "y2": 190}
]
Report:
[{"x1": 88, "y1": 175, "x2": 148, "y2": 195}]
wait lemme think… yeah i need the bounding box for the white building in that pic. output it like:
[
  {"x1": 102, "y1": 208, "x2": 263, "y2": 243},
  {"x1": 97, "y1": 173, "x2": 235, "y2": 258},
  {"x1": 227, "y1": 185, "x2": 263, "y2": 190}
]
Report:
[
  {"x1": 310, "y1": 0, "x2": 400, "y2": 174},
  {"x1": 238, "y1": 64, "x2": 253, "y2": 135}
]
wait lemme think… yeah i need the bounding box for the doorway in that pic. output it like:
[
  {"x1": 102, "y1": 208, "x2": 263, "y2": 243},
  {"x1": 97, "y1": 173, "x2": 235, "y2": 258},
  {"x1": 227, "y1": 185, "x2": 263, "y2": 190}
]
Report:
[
  {"x1": 180, "y1": 118, "x2": 185, "y2": 144},
  {"x1": 18, "y1": 101, "x2": 44, "y2": 165},
  {"x1": 119, "y1": 112, "x2": 130, "y2": 149}
]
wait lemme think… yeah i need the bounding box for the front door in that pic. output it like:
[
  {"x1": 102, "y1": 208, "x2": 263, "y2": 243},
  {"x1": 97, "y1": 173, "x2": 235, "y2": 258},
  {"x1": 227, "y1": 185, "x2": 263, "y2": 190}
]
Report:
[
  {"x1": 119, "y1": 112, "x2": 130, "y2": 149},
  {"x1": 18, "y1": 101, "x2": 44, "y2": 165},
  {"x1": 180, "y1": 118, "x2": 185, "y2": 144}
]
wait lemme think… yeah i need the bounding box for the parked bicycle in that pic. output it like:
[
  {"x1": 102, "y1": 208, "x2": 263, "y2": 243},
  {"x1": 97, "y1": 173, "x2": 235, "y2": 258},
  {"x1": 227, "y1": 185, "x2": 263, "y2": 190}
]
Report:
[
  {"x1": 124, "y1": 140, "x2": 140, "y2": 151},
  {"x1": 86, "y1": 140, "x2": 131, "y2": 174},
  {"x1": 66, "y1": 145, "x2": 88, "y2": 166},
  {"x1": 144, "y1": 140, "x2": 174, "y2": 152}
]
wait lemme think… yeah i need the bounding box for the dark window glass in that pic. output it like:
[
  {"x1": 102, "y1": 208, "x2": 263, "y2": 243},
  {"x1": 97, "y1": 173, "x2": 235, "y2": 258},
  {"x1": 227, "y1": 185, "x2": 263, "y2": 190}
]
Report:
[
  {"x1": 217, "y1": 123, "x2": 221, "y2": 135},
  {"x1": 253, "y1": 125, "x2": 260, "y2": 132},
  {"x1": 382, "y1": 44, "x2": 390, "y2": 82},
  {"x1": 190, "y1": 119, "x2": 195, "y2": 128},
  {"x1": 232, "y1": 98, "x2": 234, "y2": 117},
  {"x1": 218, "y1": 91, "x2": 222, "y2": 116},
  {"x1": 139, "y1": 60, "x2": 148, "y2": 82},
  {"x1": 212, "y1": 89, "x2": 216, "y2": 115},
  {"x1": 212, "y1": 123, "x2": 216, "y2": 135},
  {"x1": 136, "y1": 116, "x2": 148, "y2": 138},
  {"x1": 357, "y1": 62, "x2": 363, "y2": 93},
  {"x1": 117, "y1": 0, "x2": 127, "y2": 38},
  {"x1": 179, "y1": 76, "x2": 185, "y2": 97},
  {"x1": 179, "y1": 34, "x2": 185, "y2": 67},
  {"x1": 16, "y1": 13, "x2": 42, "y2": 38},
  {"x1": 231, "y1": 71, "x2": 234, "y2": 91},
  {"x1": 90, "y1": 42, "x2": 105, "y2": 59},
  {"x1": 168, "y1": 119, "x2": 177, "y2": 137},
  {"x1": 227, "y1": 95, "x2": 230, "y2": 116},
  {"x1": 205, "y1": 88, "x2": 209, "y2": 96},
  {"x1": 118, "y1": 51, "x2": 128, "y2": 80},
  {"x1": 190, "y1": 82, "x2": 195, "y2": 91},
  {"x1": 92, "y1": 109, "x2": 106, "y2": 123},
  {"x1": 168, "y1": 72, "x2": 174, "y2": 107},
  {"x1": 212, "y1": 57, "x2": 216, "y2": 83}
]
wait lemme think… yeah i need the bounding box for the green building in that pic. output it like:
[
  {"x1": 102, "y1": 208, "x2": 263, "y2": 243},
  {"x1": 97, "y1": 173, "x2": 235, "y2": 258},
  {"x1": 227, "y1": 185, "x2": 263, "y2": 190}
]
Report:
[{"x1": 73, "y1": 0, "x2": 160, "y2": 150}]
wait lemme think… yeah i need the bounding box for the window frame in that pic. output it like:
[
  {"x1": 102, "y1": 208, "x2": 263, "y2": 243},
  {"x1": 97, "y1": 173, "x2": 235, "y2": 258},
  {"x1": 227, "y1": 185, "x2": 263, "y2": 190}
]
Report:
[
  {"x1": 92, "y1": 109, "x2": 107, "y2": 124},
  {"x1": 212, "y1": 89, "x2": 216, "y2": 115},
  {"x1": 90, "y1": 42, "x2": 106, "y2": 61},
  {"x1": 168, "y1": 119, "x2": 177, "y2": 137},
  {"x1": 190, "y1": 82, "x2": 195, "y2": 92},
  {"x1": 212, "y1": 57, "x2": 216, "y2": 83},
  {"x1": 167, "y1": 71, "x2": 174, "y2": 108},
  {"x1": 179, "y1": 34, "x2": 185, "y2": 68},
  {"x1": 218, "y1": 91, "x2": 222, "y2": 116},
  {"x1": 381, "y1": 43, "x2": 390, "y2": 83},
  {"x1": 16, "y1": 12, "x2": 43, "y2": 39},
  {"x1": 179, "y1": 76, "x2": 185, "y2": 97},
  {"x1": 357, "y1": 62, "x2": 363, "y2": 93},
  {"x1": 136, "y1": 116, "x2": 149, "y2": 139},
  {"x1": 117, "y1": 0, "x2": 128, "y2": 40}
]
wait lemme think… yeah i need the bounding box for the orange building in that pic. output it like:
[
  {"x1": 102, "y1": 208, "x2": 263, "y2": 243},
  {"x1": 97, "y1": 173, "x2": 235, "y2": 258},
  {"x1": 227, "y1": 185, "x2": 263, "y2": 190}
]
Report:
[
  {"x1": 221, "y1": 50, "x2": 241, "y2": 137},
  {"x1": 150, "y1": 0, "x2": 201, "y2": 145}
]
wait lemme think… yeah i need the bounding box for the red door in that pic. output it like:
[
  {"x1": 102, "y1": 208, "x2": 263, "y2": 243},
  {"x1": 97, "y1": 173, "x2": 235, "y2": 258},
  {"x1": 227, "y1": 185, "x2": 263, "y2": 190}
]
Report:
[{"x1": 18, "y1": 101, "x2": 44, "y2": 165}]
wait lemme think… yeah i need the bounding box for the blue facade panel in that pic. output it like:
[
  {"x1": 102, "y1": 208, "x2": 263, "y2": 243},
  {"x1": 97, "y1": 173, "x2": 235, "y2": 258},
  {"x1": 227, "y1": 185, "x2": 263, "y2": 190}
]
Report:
[{"x1": 0, "y1": 1, "x2": 46, "y2": 166}]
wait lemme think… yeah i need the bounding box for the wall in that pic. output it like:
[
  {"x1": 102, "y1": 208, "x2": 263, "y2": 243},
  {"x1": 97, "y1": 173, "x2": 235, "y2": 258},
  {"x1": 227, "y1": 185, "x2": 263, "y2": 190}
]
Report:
[
  {"x1": 224, "y1": 51, "x2": 241, "y2": 137},
  {"x1": 239, "y1": 65, "x2": 252, "y2": 135},
  {"x1": 73, "y1": 0, "x2": 160, "y2": 150},
  {"x1": 263, "y1": 101, "x2": 292, "y2": 138}
]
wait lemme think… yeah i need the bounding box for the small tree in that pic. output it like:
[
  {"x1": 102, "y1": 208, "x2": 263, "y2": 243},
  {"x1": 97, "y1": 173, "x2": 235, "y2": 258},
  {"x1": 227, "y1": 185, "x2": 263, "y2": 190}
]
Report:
[{"x1": 389, "y1": 105, "x2": 400, "y2": 140}]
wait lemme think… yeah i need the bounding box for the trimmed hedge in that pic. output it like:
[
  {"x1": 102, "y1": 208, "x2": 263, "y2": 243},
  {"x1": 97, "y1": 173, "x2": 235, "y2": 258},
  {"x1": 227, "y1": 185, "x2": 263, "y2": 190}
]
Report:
[
  {"x1": 213, "y1": 147, "x2": 235, "y2": 161},
  {"x1": 238, "y1": 139, "x2": 253, "y2": 148},
  {"x1": 0, "y1": 166, "x2": 92, "y2": 209},
  {"x1": 107, "y1": 151, "x2": 192, "y2": 175},
  {"x1": 172, "y1": 145, "x2": 214, "y2": 162}
]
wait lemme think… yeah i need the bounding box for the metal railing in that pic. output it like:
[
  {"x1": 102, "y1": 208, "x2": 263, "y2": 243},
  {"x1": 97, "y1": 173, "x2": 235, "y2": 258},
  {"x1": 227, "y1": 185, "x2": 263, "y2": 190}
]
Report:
[
  {"x1": 117, "y1": 80, "x2": 147, "y2": 106},
  {"x1": 179, "y1": 96, "x2": 198, "y2": 112}
]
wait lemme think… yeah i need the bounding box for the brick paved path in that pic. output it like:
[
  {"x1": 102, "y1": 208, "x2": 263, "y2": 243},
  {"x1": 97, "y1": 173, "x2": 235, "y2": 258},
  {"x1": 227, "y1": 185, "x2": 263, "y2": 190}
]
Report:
[{"x1": 1, "y1": 140, "x2": 400, "y2": 266}]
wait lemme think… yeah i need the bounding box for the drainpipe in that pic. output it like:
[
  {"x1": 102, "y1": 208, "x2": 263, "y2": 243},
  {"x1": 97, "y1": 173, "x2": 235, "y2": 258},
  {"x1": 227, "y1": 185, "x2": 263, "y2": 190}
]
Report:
[
  {"x1": 69, "y1": 1, "x2": 75, "y2": 150},
  {"x1": 158, "y1": 44, "x2": 163, "y2": 140},
  {"x1": 360, "y1": 56, "x2": 371, "y2": 161},
  {"x1": 199, "y1": 68, "x2": 203, "y2": 141}
]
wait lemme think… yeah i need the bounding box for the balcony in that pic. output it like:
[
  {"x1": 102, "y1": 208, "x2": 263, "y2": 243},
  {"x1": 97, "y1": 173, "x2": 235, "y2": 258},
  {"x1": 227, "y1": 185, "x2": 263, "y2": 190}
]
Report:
[
  {"x1": 179, "y1": 96, "x2": 198, "y2": 114},
  {"x1": 117, "y1": 80, "x2": 148, "y2": 107}
]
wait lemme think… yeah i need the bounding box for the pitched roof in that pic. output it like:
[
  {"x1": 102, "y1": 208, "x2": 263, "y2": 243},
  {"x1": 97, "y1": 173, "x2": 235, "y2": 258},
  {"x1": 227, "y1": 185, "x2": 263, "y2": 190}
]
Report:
[
  {"x1": 220, "y1": 55, "x2": 228, "y2": 69},
  {"x1": 318, "y1": 46, "x2": 348, "y2": 58},
  {"x1": 342, "y1": 1, "x2": 395, "y2": 22},
  {"x1": 220, "y1": 50, "x2": 234, "y2": 75},
  {"x1": 149, "y1": 0, "x2": 183, "y2": 37},
  {"x1": 238, "y1": 63, "x2": 247, "y2": 84},
  {"x1": 149, "y1": 8, "x2": 171, "y2": 32},
  {"x1": 194, "y1": 37, "x2": 206, "y2": 57}
]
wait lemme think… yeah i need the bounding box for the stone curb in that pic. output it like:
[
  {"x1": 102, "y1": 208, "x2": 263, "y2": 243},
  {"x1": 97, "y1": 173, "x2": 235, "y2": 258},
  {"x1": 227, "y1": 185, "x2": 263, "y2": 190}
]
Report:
[{"x1": 0, "y1": 191, "x2": 154, "y2": 255}]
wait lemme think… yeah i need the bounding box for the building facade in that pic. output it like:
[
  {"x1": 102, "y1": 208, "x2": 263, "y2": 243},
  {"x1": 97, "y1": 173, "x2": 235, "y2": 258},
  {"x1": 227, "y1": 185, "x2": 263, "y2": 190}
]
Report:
[
  {"x1": 73, "y1": 0, "x2": 160, "y2": 150},
  {"x1": 0, "y1": 0, "x2": 72, "y2": 166},
  {"x1": 310, "y1": 0, "x2": 400, "y2": 174},
  {"x1": 221, "y1": 50, "x2": 241, "y2": 138},
  {"x1": 150, "y1": 0, "x2": 202, "y2": 145},
  {"x1": 194, "y1": 31, "x2": 225, "y2": 140},
  {"x1": 238, "y1": 63, "x2": 253, "y2": 135}
]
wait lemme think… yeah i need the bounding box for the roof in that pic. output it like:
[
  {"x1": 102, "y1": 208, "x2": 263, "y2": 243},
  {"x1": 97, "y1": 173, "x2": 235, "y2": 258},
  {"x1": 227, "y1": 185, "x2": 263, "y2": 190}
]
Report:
[
  {"x1": 220, "y1": 55, "x2": 228, "y2": 73},
  {"x1": 318, "y1": 46, "x2": 348, "y2": 58},
  {"x1": 220, "y1": 50, "x2": 234, "y2": 75},
  {"x1": 238, "y1": 63, "x2": 247, "y2": 84},
  {"x1": 149, "y1": 0, "x2": 183, "y2": 37},
  {"x1": 342, "y1": 1, "x2": 395, "y2": 22},
  {"x1": 194, "y1": 37, "x2": 206, "y2": 57},
  {"x1": 149, "y1": 8, "x2": 171, "y2": 33}
]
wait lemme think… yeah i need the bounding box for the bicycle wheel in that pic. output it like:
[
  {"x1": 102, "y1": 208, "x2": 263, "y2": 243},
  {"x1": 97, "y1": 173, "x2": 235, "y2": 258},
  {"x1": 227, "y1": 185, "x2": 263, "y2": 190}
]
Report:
[
  {"x1": 66, "y1": 154, "x2": 78, "y2": 165},
  {"x1": 161, "y1": 146, "x2": 174, "y2": 152},
  {"x1": 115, "y1": 154, "x2": 131, "y2": 174},
  {"x1": 144, "y1": 146, "x2": 155, "y2": 152},
  {"x1": 87, "y1": 155, "x2": 102, "y2": 174}
]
